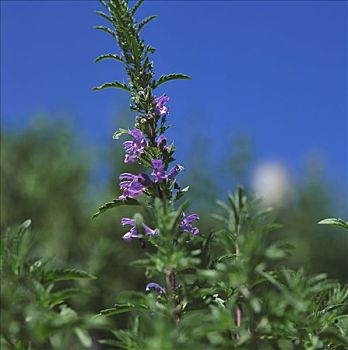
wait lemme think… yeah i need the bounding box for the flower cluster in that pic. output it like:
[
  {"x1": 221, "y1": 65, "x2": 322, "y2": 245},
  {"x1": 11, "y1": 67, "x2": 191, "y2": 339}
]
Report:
[
  {"x1": 123, "y1": 129, "x2": 147, "y2": 163},
  {"x1": 118, "y1": 173, "x2": 150, "y2": 201},
  {"x1": 117, "y1": 96, "x2": 200, "y2": 243}
]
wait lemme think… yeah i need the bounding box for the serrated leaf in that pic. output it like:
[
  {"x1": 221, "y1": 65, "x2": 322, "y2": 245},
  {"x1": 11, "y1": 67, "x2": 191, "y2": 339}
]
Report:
[
  {"x1": 95, "y1": 53, "x2": 124, "y2": 63},
  {"x1": 92, "y1": 198, "x2": 140, "y2": 219},
  {"x1": 138, "y1": 15, "x2": 157, "y2": 32},
  {"x1": 154, "y1": 73, "x2": 191, "y2": 89},
  {"x1": 318, "y1": 218, "x2": 348, "y2": 230},
  {"x1": 112, "y1": 128, "x2": 128, "y2": 139},
  {"x1": 93, "y1": 81, "x2": 130, "y2": 92},
  {"x1": 42, "y1": 269, "x2": 96, "y2": 284}
]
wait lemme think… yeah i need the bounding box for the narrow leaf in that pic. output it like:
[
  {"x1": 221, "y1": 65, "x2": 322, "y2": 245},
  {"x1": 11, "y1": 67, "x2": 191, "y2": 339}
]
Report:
[
  {"x1": 49, "y1": 288, "x2": 89, "y2": 308},
  {"x1": 113, "y1": 128, "x2": 128, "y2": 139},
  {"x1": 318, "y1": 218, "x2": 348, "y2": 229},
  {"x1": 92, "y1": 198, "x2": 140, "y2": 219},
  {"x1": 95, "y1": 10, "x2": 112, "y2": 23},
  {"x1": 129, "y1": 258, "x2": 150, "y2": 268},
  {"x1": 93, "y1": 81, "x2": 130, "y2": 92},
  {"x1": 99, "y1": 303, "x2": 148, "y2": 317},
  {"x1": 131, "y1": 0, "x2": 144, "y2": 16},
  {"x1": 138, "y1": 15, "x2": 157, "y2": 32},
  {"x1": 74, "y1": 328, "x2": 92, "y2": 348},
  {"x1": 43, "y1": 268, "x2": 96, "y2": 284},
  {"x1": 94, "y1": 25, "x2": 116, "y2": 38},
  {"x1": 154, "y1": 73, "x2": 191, "y2": 89},
  {"x1": 95, "y1": 54, "x2": 124, "y2": 63}
]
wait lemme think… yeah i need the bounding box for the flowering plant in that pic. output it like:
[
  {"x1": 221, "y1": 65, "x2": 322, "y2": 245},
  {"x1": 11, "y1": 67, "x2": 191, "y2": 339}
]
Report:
[{"x1": 93, "y1": 1, "x2": 348, "y2": 349}]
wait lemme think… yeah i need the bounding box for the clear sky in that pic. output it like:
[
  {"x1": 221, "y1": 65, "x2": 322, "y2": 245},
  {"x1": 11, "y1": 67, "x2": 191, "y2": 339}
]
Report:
[{"x1": 1, "y1": 1, "x2": 347, "y2": 194}]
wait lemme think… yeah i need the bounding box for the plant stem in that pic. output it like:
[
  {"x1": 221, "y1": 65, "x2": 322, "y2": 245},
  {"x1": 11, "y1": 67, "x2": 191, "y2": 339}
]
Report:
[{"x1": 165, "y1": 269, "x2": 180, "y2": 324}]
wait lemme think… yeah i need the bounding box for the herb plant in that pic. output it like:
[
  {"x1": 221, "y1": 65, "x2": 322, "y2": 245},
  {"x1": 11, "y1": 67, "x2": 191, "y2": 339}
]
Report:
[
  {"x1": 1, "y1": 1, "x2": 347, "y2": 349},
  {"x1": 93, "y1": 1, "x2": 348, "y2": 349}
]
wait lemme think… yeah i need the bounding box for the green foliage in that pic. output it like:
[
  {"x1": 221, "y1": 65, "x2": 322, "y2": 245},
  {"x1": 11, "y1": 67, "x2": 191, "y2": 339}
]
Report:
[
  {"x1": 99, "y1": 189, "x2": 348, "y2": 349},
  {"x1": 318, "y1": 218, "x2": 348, "y2": 230},
  {"x1": 2, "y1": 1, "x2": 347, "y2": 349},
  {"x1": 0, "y1": 220, "x2": 104, "y2": 350},
  {"x1": 0, "y1": 117, "x2": 150, "y2": 334},
  {"x1": 93, "y1": 1, "x2": 348, "y2": 349}
]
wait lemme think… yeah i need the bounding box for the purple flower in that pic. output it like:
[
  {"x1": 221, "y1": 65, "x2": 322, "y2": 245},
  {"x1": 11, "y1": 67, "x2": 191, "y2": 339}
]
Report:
[
  {"x1": 119, "y1": 173, "x2": 146, "y2": 200},
  {"x1": 123, "y1": 128, "x2": 147, "y2": 163},
  {"x1": 154, "y1": 95, "x2": 169, "y2": 117},
  {"x1": 145, "y1": 283, "x2": 166, "y2": 294},
  {"x1": 157, "y1": 134, "x2": 168, "y2": 150},
  {"x1": 121, "y1": 218, "x2": 158, "y2": 241},
  {"x1": 151, "y1": 159, "x2": 166, "y2": 183},
  {"x1": 180, "y1": 213, "x2": 200, "y2": 236},
  {"x1": 167, "y1": 164, "x2": 184, "y2": 180},
  {"x1": 151, "y1": 160, "x2": 184, "y2": 183}
]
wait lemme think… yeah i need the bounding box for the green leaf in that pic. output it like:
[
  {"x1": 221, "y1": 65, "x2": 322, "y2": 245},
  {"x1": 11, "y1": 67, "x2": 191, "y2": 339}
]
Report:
[
  {"x1": 134, "y1": 213, "x2": 145, "y2": 236},
  {"x1": 95, "y1": 10, "x2": 112, "y2": 23},
  {"x1": 318, "y1": 218, "x2": 348, "y2": 230},
  {"x1": 98, "y1": 339, "x2": 121, "y2": 348},
  {"x1": 112, "y1": 128, "x2": 128, "y2": 139},
  {"x1": 99, "y1": 303, "x2": 148, "y2": 317},
  {"x1": 168, "y1": 200, "x2": 191, "y2": 235},
  {"x1": 94, "y1": 25, "x2": 116, "y2": 38},
  {"x1": 74, "y1": 328, "x2": 92, "y2": 348},
  {"x1": 131, "y1": 0, "x2": 144, "y2": 16},
  {"x1": 42, "y1": 269, "x2": 96, "y2": 284},
  {"x1": 175, "y1": 186, "x2": 190, "y2": 201},
  {"x1": 99, "y1": 0, "x2": 108, "y2": 10},
  {"x1": 93, "y1": 81, "x2": 130, "y2": 92},
  {"x1": 138, "y1": 15, "x2": 157, "y2": 32},
  {"x1": 95, "y1": 53, "x2": 124, "y2": 63},
  {"x1": 49, "y1": 288, "x2": 89, "y2": 308},
  {"x1": 154, "y1": 73, "x2": 191, "y2": 89},
  {"x1": 129, "y1": 258, "x2": 150, "y2": 268},
  {"x1": 19, "y1": 219, "x2": 32, "y2": 231},
  {"x1": 146, "y1": 45, "x2": 156, "y2": 54},
  {"x1": 92, "y1": 198, "x2": 140, "y2": 219}
]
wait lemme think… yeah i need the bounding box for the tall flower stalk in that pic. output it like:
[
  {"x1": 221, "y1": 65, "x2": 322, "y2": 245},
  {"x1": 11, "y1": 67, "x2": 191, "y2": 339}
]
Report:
[
  {"x1": 92, "y1": 1, "x2": 348, "y2": 349},
  {"x1": 93, "y1": 0, "x2": 199, "y2": 324}
]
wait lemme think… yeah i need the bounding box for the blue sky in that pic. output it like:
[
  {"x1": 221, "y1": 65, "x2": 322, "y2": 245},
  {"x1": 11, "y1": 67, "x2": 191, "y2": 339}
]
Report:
[{"x1": 1, "y1": 1, "x2": 347, "y2": 195}]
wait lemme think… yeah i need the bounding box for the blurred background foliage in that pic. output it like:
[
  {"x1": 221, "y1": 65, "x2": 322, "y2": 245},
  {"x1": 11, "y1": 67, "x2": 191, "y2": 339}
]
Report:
[{"x1": 1, "y1": 114, "x2": 347, "y2": 347}]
